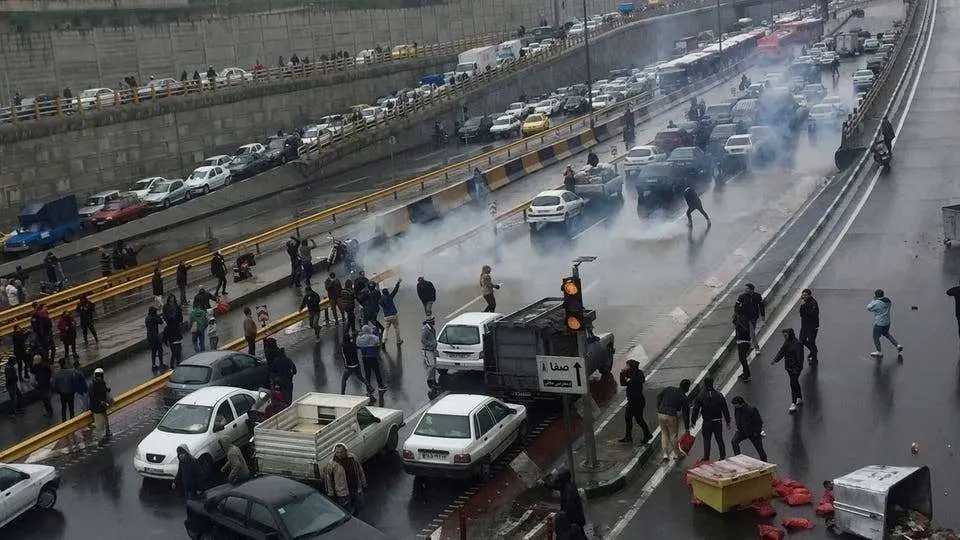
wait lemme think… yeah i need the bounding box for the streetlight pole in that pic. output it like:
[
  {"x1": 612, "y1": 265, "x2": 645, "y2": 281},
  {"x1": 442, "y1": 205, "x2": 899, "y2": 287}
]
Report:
[
  {"x1": 716, "y1": 0, "x2": 723, "y2": 54},
  {"x1": 581, "y1": 0, "x2": 594, "y2": 128},
  {"x1": 572, "y1": 255, "x2": 598, "y2": 469}
]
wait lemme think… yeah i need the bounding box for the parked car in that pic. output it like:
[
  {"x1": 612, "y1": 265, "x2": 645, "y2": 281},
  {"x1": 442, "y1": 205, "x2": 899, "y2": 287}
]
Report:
[
  {"x1": 504, "y1": 102, "x2": 533, "y2": 119},
  {"x1": 142, "y1": 179, "x2": 189, "y2": 209},
  {"x1": 183, "y1": 475, "x2": 386, "y2": 540},
  {"x1": 562, "y1": 95, "x2": 591, "y2": 115},
  {"x1": 301, "y1": 125, "x2": 333, "y2": 148},
  {"x1": 216, "y1": 67, "x2": 253, "y2": 86},
  {"x1": 0, "y1": 462, "x2": 60, "y2": 528},
  {"x1": 226, "y1": 153, "x2": 272, "y2": 181},
  {"x1": 458, "y1": 115, "x2": 495, "y2": 142},
  {"x1": 164, "y1": 351, "x2": 270, "y2": 406},
  {"x1": 185, "y1": 165, "x2": 230, "y2": 196},
  {"x1": 91, "y1": 193, "x2": 147, "y2": 229},
  {"x1": 75, "y1": 88, "x2": 118, "y2": 110},
  {"x1": 202, "y1": 155, "x2": 233, "y2": 168},
  {"x1": 130, "y1": 177, "x2": 166, "y2": 199},
  {"x1": 235, "y1": 142, "x2": 266, "y2": 156},
  {"x1": 534, "y1": 98, "x2": 562, "y2": 116},
  {"x1": 489, "y1": 114, "x2": 521, "y2": 138},
  {"x1": 401, "y1": 394, "x2": 527, "y2": 480},
  {"x1": 862, "y1": 37, "x2": 880, "y2": 53},
  {"x1": 137, "y1": 78, "x2": 184, "y2": 99},
  {"x1": 134, "y1": 386, "x2": 263, "y2": 480},
  {"x1": 262, "y1": 134, "x2": 301, "y2": 165},
  {"x1": 591, "y1": 93, "x2": 617, "y2": 109},
  {"x1": 78, "y1": 190, "x2": 121, "y2": 225}
]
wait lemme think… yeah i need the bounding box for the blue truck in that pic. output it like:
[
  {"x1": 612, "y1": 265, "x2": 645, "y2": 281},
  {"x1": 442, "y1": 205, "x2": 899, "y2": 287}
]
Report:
[{"x1": 4, "y1": 195, "x2": 81, "y2": 253}]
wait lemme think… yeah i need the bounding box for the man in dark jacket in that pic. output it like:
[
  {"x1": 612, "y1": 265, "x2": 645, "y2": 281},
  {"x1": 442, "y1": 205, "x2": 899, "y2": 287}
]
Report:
[
  {"x1": 285, "y1": 236, "x2": 301, "y2": 287},
  {"x1": 359, "y1": 282, "x2": 383, "y2": 332},
  {"x1": 265, "y1": 338, "x2": 297, "y2": 403},
  {"x1": 683, "y1": 186, "x2": 711, "y2": 228},
  {"x1": 89, "y1": 368, "x2": 112, "y2": 444},
  {"x1": 52, "y1": 361, "x2": 78, "y2": 421},
  {"x1": 31, "y1": 355, "x2": 54, "y2": 417},
  {"x1": 173, "y1": 444, "x2": 204, "y2": 499},
  {"x1": 691, "y1": 377, "x2": 730, "y2": 461},
  {"x1": 771, "y1": 328, "x2": 805, "y2": 412},
  {"x1": 193, "y1": 287, "x2": 214, "y2": 310},
  {"x1": 145, "y1": 306, "x2": 165, "y2": 369},
  {"x1": 164, "y1": 312, "x2": 184, "y2": 368},
  {"x1": 618, "y1": 360, "x2": 653, "y2": 444},
  {"x1": 151, "y1": 263, "x2": 164, "y2": 306},
  {"x1": 324, "y1": 272, "x2": 343, "y2": 324},
  {"x1": 543, "y1": 469, "x2": 585, "y2": 529},
  {"x1": 300, "y1": 285, "x2": 323, "y2": 339},
  {"x1": 656, "y1": 378, "x2": 691, "y2": 461},
  {"x1": 798, "y1": 288, "x2": 819, "y2": 364},
  {"x1": 416, "y1": 276, "x2": 437, "y2": 317},
  {"x1": 210, "y1": 251, "x2": 228, "y2": 296},
  {"x1": 4, "y1": 359, "x2": 20, "y2": 415},
  {"x1": 99, "y1": 247, "x2": 113, "y2": 277},
  {"x1": 735, "y1": 283, "x2": 765, "y2": 351},
  {"x1": 733, "y1": 311, "x2": 753, "y2": 382},
  {"x1": 730, "y1": 396, "x2": 767, "y2": 461},
  {"x1": 881, "y1": 115, "x2": 895, "y2": 155},
  {"x1": 176, "y1": 262, "x2": 188, "y2": 305}
]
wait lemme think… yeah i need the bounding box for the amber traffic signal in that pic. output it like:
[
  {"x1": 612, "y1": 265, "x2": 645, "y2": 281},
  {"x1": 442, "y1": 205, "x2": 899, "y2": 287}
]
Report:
[{"x1": 562, "y1": 276, "x2": 584, "y2": 332}]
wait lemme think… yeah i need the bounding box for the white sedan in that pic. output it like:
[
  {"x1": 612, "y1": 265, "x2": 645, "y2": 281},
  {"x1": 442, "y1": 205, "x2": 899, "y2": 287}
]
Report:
[
  {"x1": 235, "y1": 142, "x2": 265, "y2": 156},
  {"x1": 525, "y1": 189, "x2": 585, "y2": 224},
  {"x1": 0, "y1": 463, "x2": 60, "y2": 528},
  {"x1": 724, "y1": 134, "x2": 759, "y2": 161},
  {"x1": 591, "y1": 93, "x2": 616, "y2": 109},
  {"x1": 129, "y1": 176, "x2": 167, "y2": 199},
  {"x1": 623, "y1": 145, "x2": 666, "y2": 169},
  {"x1": 134, "y1": 386, "x2": 262, "y2": 480},
  {"x1": 534, "y1": 98, "x2": 561, "y2": 116},
  {"x1": 216, "y1": 67, "x2": 253, "y2": 85},
  {"x1": 202, "y1": 155, "x2": 233, "y2": 167},
  {"x1": 488, "y1": 115, "x2": 521, "y2": 138},
  {"x1": 75, "y1": 88, "x2": 118, "y2": 110},
  {"x1": 402, "y1": 394, "x2": 527, "y2": 480},
  {"x1": 185, "y1": 165, "x2": 230, "y2": 196}
]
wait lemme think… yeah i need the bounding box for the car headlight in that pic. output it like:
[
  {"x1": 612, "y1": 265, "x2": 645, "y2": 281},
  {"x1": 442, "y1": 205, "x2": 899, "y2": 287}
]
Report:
[{"x1": 135, "y1": 448, "x2": 145, "y2": 461}]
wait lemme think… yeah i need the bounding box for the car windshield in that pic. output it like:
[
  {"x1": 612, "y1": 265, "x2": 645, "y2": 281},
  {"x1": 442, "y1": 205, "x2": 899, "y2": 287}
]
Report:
[
  {"x1": 727, "y1": 135, "x2": 751, "y2": 146},
  {"x1": 236, "y1": 146, "x2": 256, "y2": 155},
  {"x1": 537, "y1": 100, "x2": 552, "y2": 108},
  {"x1": 811, "y1": 104, "x2": 834, "y2": 114},
  {"x1": 855, "y1": 70, "x2": 874, "y2": 78},
  {"x1": 705, "y1": 104, "x2": 729, "y2": 116},
  {"x1": 627, "y1": 147, "x2": 652, "y2": 158},
  {"x1": 415, "y1": 413, "x2": 472, "y2": 438},
  {"x1": 149, "y1": 182, "x2": 171, "y2": 194},
  {"x1": 278, "y1": 491, "x2": 348, "y2": 538},
  {"x1": 157, "y1": 403, "x2": 213, "y2": 434},
  {"x1": 494, "y1": 117, "x2": 513, "y2": 126},
  {"x1": 463, "y1": 116, "x2": 483, "y2": 128},
  {"x1": 531, "y1": 195, "x2": 560, "y2": 206},
  {"x1": 84, "y1": 196, "x2": 105, "y2": 206},
  {"x1": 564, "y1": 97, "x2": 582, "y2": 106},
  {"x1": 303, "y1": 128, "x2": 319, "y2": 139},
  {"x1": 133, "y1": 179, "x2": 153, "y2": 190},
  {"x1": 668, "y1": 147, "x2": 696, "y2": 160},
  {"x1": 711, "y1": 125, "x2": 736, "y2": 139},
  {"x1": 438, "y1": 324, "x2": 481, "y2": 346},
  {"x1": 103, "y1": 201, "x2": 124, "y2": 210},
  {"x1": 231, "y1": 154, "x2": 255, "y2": 165},
  {"x1": 170, "y1": 365, "x2": 212, "y2": 385},
  {"x1": 187, "y1": 170, "x2": 207, "y2": 181},
  {"x1": 526, "y1": 115, "x2": 545, "y2": 122}
]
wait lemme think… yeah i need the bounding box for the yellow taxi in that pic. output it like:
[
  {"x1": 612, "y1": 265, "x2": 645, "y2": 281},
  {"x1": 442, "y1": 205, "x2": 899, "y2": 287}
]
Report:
[
  {"x1": 391, "y1": 44, "x2": 417, "y2": 59},
  {"x1": 521, "y1": 113, "x2": 551, "y2": 136}
]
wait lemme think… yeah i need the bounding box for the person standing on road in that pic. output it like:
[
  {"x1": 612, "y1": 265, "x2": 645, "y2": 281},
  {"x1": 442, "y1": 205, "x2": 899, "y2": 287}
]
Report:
[
  {"x1": 734, "y1": 311, "x2": 753, "y2": 382},
  {"x1": 480, "y1": 265, "x2": 500, "y2": 312},
  {"x1": 43, "y1": 251, "x2": 62, "y2": 284},
  {"x1": 298, "y1": 238, "x2": 318, "y2": 287},
  {"x1": 881, "y1": 115, "x2": 895, "y2": 156},
  {"x1": 379, "y1": 280, "x2": 403, "y2": 347},
  {"x1": 57, "y1": 311, "x2": 79, "y2": 361},
  {"x1": 730, "y1": 396, "x2": 767, "y2": 462},
  {"x1": 52, "y1": 361, "x2": 78, "y2": 422},
  {"x1": 210, "y1": 251, "x2": 228, "y2": 297},
  {"x1": 5, "y1": 279, "x2": 19, "y2": 307},
  {"x1": 145, "y1": 306, "x2": 166, "y2": 369},
  {"x1": 265, "y1": 338, "x2": 297, "y2": 403},
  {"x1": 735, "y1": 283, "x2": 765, "y2": 351},
  {"x1": 172, "y1": 445, "x2": 204, "y2": 499},
  {"x1": 99, "y1": 247, "x2": 113, "y2": 277},
  {"x1": 356, "y1": 325, "x2": 385, "y2": 391},
  {"x1": 193, "y1": 286, "x2": 214, "y2": 311},
  {"x1": 618, "y1": 359, "x2": 653, "y2": 444},
  {"x1": 242, "y1": 307, "x2": 257, "y2": 355},
  {"x1": 4, "y1": 359, "x2": 20, "y2": 416},
  {"x1": 176, "y1": 262, "x2": 189, "y2": 306},
  {"x1": 12, "y1": 326, "x2": 29, "y2": 381},
  {"x1": 31, "y1": 303, "x2": 55, "y2": 361},
  {"x1": 76, "y1": 295, "x2": 99, "y2": 347},
  {"x1": 90, "y1": 368, "x2": 112, "y2": 444},
  {"x1": 286, "y1": 236, "x2": 302, "y2": 287},
  {"x1": 683, "y1": 186, "x2": 711, "y2": 228},
  {"x1": 354, "y1": 272, "x2": 370, "y2": 301},
  {"x1": 189, "y1": 304, "x2": 209, "y2": 352},
  {"x1": 206, "y1": 309, "x2": 219, "y2": 350},
  {"x1": 421, "y1": 317, "x2": 440, "y2": 395},
  {"x1": 324, "y1": 272, "x2": 343, "y2": 325},
  {"x1": 799, "y1": 289, "x2": 820, "y2": 364},
  {"x1": 164, "y1": 308, "x2": 185, "y2": 368},
  {"x1": 655, "y1": 379, "x2": 691, "y2": 461},
  {"x1": 151, "y1": 262, "x2": 164, "y2": 307},
  {"x1": 322, "y1": 443, "x2": 367, "y2": 517},
  {"x1": 340, "y1": 333, "x2": 372, "y2": 395},
  {"x1": 359, "y1": 282, "x2": 383, "y2": 332},
  {"x1": 691, "y1": 377, "x2": 730, "y2": 461},
  {"x1": 770, "y1": 328, "x2": 805, "y2": 412},
  {"x1": 338, "y1": 280, "x2": 358, "y2": 335},
  {"x1": 543, "y1": 469, "x2": 586, "y2": 530},
  {"x1": 867, "y1": 289, "x2": 903, "y2": 357},
  {"x1": 72, "y1": 360, "x2": 88, "y2": 412},
  {"x1": 417, "y1": 276, "x2": 437, "y2": 317},
  {"x1": 31, "y1": 354, "x2": 54, "y2": 417},
  {"x1": 300, "y1": 285, "x2": 324, "y2": 339}
]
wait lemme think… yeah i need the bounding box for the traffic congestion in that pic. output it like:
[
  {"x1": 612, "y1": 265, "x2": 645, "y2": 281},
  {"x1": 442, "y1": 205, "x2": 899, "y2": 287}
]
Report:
[{"x1": 0, "y1": 1, "x2": 906, "y2": 538}]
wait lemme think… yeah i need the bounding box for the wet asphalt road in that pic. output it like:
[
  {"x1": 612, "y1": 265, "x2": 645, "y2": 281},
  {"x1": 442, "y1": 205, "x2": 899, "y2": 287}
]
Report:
[
  {"x1": 0, "y1": 43, "x2": 882, "y2": 540},
  {"x1": 605, "y1": 0, "x2": 960, "y2": 537}
]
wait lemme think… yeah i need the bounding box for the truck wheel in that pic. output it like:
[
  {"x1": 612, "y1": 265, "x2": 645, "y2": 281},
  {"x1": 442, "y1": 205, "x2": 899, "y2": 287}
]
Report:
[{"x1": 384, "y1": 425, "x2": 400, "y2": 452}]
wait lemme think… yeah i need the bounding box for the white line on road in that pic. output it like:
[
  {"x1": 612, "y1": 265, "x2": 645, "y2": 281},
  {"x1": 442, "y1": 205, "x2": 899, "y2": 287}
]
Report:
[{"x1": 605, "y1": 2, "x2": 936, "y2": 535}]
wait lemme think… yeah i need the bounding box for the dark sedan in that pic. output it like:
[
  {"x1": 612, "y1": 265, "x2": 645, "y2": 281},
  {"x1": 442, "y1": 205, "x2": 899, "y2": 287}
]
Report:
[
  {"x1": 262, "y1": 134, "x2": 301, "y2": 165},
  {"x1": 458, "y1": 115, "x2": 495, "y2": 143},
  {"x1": 184, "y1": 476, "x2": 387, "y2": 540},
  {"x1": 164, "y1": 351, "x2": 269, "y2": 406},
  {"x1": 562, "y1": 95, "x2": 590, "y2": 115},
  {"x1": 227, "y1": 152, "x2": 273, "y2": 181}
]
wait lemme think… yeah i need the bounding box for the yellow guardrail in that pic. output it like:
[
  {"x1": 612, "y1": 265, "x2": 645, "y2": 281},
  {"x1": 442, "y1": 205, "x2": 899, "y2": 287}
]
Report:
[{"x1": 0, "y1": 243, "x2": 209, "y2": 337}]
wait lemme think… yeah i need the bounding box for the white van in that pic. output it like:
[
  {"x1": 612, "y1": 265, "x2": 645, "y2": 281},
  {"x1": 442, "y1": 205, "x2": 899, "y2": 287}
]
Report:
[{"x1": 435, "y1": 312, "x2": 504, "y2": 372}]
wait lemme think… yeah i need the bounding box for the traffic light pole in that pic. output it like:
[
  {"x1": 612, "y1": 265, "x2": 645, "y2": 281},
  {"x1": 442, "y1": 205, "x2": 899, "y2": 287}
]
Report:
[{"x1": 571, "y1": 262, "x2": 598, "y2": 470}]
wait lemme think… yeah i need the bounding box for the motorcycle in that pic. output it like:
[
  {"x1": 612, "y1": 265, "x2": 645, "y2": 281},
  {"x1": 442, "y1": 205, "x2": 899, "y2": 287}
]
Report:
[
  {"x1": 872, "y1": 140, "x2": 892, "y2": 169},
  {"x1": 317, "y1": 234, "x2": 361, "y2": 276}
]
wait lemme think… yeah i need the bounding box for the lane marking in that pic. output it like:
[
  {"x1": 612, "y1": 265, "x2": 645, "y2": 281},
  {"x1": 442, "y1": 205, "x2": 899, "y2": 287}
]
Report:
[{"x1": 605, "y1": 1, "x2": 936, "y2": 535}]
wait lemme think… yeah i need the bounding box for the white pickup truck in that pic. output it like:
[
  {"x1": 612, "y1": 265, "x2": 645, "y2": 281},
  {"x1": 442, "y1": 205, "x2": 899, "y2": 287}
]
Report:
[{"x1": 253, "y1": 393, "x2": 404, "y2": 481}]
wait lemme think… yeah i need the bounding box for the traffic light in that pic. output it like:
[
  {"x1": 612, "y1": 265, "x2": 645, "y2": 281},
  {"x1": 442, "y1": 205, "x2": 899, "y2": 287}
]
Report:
[{"x1": 561, "y1": 276, "x2": 584, "y2": 332}]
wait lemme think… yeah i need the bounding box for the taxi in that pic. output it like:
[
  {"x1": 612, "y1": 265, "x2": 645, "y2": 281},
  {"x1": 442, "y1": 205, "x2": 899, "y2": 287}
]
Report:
[{"x1": 521, "y1": 113, "x2": 550, "y2": 136}]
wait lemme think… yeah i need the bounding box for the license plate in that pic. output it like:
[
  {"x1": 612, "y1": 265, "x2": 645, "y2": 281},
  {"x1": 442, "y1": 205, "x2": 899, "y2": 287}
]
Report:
[
  {"x1": 144, "y1": 467, "x2": 164, "y2": 474},
  {"x1": 420, "y1": 451, "x2": 446, "y2": 460}
]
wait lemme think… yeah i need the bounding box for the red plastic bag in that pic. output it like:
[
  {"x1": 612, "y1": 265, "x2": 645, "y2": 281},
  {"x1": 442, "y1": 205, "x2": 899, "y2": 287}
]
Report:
[
  {"x1": 757, "y1": 524, "x2": 785, "y2": 540},
  {"x1": 816, "y1": 502, "x2": 835, "y2": 516},
  {"x1": 216, "y1": 300, "x2": 230, "y2": 315},
  {"x1": 678, "y1": 432, "x2": 695, "y2": 455},
  {"x1": 819, "y1": 488, "x2": 834, "y2": 505},
  {"x1": 749, "y1": 499, "x2": 777, "y2": 517},
  {"x1": 782, "y1": 517, "x2": 816, "y2": 530},
  {"x1": 785, "y1": 489, "x2": 812, "y2": 506}
]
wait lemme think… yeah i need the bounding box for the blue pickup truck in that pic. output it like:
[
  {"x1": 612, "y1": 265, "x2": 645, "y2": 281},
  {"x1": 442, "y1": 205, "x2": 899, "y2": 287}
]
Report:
[{"x1": 4, "y1": 195, "x2": 81, "y2": 253}]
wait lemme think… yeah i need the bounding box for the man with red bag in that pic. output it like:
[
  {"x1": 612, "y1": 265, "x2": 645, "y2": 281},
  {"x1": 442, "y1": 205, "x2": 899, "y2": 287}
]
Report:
[{"x1": 656, "y1": 379, "x2": 691, "y2": 461}]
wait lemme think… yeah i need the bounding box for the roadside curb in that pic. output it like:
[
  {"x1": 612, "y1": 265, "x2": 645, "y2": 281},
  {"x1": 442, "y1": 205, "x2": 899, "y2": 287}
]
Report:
[{"x1": 576, "y1": 0, "x2": 928, "y2": 501}]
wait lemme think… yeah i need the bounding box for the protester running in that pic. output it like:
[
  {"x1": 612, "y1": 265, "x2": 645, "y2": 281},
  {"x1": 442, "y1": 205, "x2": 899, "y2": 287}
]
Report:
[
  {"x1": 867, "y1": 289, "x2": 903, "y2": 357},
  {"x1": 770, "y1": 328, "x2": 805, "y2": 412},
  {"x1": 683, "y1": 186, "x2": 711, "y2": 228}
]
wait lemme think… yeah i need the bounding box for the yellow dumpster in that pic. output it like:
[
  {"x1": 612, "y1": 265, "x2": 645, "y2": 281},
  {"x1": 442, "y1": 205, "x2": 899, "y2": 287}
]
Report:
[{"x1": 687, "y1": 455, "x2": 776, "y2": 513}]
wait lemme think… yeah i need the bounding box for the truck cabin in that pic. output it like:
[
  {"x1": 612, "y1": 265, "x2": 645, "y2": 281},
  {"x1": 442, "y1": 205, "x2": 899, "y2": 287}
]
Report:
[{"x1": 657, "y1": 67, "x2": 689, "y2": 93}]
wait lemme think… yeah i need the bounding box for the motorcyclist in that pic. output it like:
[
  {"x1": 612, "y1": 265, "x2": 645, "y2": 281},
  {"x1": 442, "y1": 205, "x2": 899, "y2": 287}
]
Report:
[
  {"x1": 739, "y1": 74, "x2": 750, "y2": 91},
  {"x1": 872, "y1": 137, "x2": 891, "y2": 167}
]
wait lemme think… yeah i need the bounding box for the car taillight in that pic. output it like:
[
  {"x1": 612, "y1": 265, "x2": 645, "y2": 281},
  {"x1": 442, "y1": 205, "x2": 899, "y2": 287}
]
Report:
[
  {"x1": 402, "y1": 450, "x2": 414, "y2": 460},
  {"x1": 454, "y1": 453, "x2": 472, "y2": 464}
]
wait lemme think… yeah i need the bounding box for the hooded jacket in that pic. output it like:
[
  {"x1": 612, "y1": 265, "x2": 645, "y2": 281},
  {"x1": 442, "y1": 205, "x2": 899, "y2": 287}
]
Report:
[
  {"x1": 736, "y1": 290, "x2": 765, "y2": 321},
  {"x1": 266, "y1": 341, "x2": 297, "y2": 381},
  {"x1": 342, "y1": 338, "x2": 361, "y2": 369},
  {"x1": 221, "y1": 443, "x2": 250, "y2": 484},
  {"x1": 867, "y1": 296, "x2": 892, "y2": 326},
  {"x1": 355, "y1": 325, "x2": 380, "y2": 359},
  {"x1": 300, "y1": 289, "x2": 322, "y2": 312},
  {"x1": 734, "y1": 402, "x2": 763, "y2": 435},
  {"x1": 417, "y1": 279, "x2": 436, "y2": 303},
  {"x1": 544, "y1": 469, "x2": 585, "y2": 528},
  {"x1": 359, "y1": 284, "x2": 381, "y2": 315},
  {"x1": 189, "y1": 308, "x2": 209, "y2": 333},
  {"x1": 174, "y1": 445, "x2": 204, "y2": 496},
  {"x1": 619, "y1": 363, "x2": 646, "y2": 405},
  {"x1": 772, "y1": 338, "x2": 804, "y2": 375}
]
